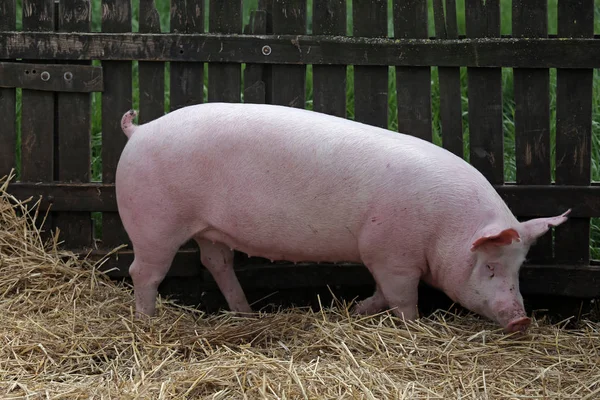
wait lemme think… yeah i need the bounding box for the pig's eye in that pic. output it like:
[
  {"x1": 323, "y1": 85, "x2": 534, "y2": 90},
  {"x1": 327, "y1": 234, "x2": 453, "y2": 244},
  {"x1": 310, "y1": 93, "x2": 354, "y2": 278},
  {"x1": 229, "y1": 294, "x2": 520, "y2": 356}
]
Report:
[{"x1": 486, "y1": 264, "x2": 495, "y2": 278}]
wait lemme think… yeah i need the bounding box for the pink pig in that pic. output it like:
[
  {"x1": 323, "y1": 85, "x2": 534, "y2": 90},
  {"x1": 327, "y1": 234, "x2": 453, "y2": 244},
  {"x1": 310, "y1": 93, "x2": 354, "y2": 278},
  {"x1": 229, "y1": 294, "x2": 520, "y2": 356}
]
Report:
[{"x1": 115, "y1": 102, "x2": 570, "y2": 333}]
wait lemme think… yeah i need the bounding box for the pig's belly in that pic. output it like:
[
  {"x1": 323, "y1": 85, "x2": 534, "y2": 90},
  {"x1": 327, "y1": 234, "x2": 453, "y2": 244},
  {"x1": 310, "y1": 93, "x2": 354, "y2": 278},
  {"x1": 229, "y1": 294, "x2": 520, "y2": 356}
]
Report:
[{"x1": 195, "y1": 219, "x2": 364, "y2": 264}]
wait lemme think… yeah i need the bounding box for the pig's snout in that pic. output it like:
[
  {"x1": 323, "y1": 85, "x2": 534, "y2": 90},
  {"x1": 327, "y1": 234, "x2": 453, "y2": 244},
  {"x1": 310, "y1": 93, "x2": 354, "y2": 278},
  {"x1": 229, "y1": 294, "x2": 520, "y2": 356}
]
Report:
[{"x1": 504, "y1": 316, "x2": 531, "y2": 334}]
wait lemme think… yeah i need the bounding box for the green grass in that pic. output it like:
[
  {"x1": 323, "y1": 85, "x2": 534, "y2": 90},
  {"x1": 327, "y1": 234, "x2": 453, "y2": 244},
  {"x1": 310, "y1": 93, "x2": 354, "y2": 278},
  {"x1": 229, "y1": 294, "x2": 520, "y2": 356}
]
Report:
[{"x1": 10, "y1": 0, "x2": 600, "y2": 257}]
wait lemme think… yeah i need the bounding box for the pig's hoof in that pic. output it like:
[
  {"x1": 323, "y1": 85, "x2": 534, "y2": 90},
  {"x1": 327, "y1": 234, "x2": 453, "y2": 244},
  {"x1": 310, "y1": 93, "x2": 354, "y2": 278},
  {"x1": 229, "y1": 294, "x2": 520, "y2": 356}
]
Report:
[{"x1": 504, "y1": 316, "x2": 531, "y2": 334}]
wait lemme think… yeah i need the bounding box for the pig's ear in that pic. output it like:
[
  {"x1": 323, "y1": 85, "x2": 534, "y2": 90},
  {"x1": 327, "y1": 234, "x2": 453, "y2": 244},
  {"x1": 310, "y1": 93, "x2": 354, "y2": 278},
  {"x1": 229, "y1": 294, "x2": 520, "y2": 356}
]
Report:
[
  {"x1": 470, "y1": 228, "x2": 521, "y2": 252},
  {"x1": 519, "y1": 209, "x2": 571, "y2": 244}
]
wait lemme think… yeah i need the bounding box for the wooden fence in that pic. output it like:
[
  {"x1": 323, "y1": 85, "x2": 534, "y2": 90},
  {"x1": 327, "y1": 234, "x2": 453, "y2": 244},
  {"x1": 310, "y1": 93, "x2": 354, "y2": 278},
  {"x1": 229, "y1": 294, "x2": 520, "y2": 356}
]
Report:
[{"x1": 1, "y1": 0, "x2": 600, "y2": 309}]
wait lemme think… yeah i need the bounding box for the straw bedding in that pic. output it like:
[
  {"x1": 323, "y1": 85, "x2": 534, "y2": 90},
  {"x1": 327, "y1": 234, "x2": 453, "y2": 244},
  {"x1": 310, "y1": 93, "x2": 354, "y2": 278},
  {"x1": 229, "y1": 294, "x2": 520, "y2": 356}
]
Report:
[{"x1": 1, "y1": 173, "x2": 599, "y2": 400}]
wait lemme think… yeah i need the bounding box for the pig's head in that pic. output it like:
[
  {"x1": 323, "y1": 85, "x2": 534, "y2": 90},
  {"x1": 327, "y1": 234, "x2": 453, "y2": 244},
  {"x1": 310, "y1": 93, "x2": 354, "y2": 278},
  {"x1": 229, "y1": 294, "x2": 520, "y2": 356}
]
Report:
[{"x1": 458, "y1": 209, "x2": 571, "y2": 334}]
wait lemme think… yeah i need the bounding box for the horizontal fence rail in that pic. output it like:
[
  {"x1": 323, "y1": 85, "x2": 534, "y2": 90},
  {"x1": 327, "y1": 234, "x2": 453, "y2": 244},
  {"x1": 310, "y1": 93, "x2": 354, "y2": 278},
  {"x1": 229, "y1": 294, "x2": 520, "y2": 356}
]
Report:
[{"x1": 1, "y1": 33, "x2": 600, "y2": 68}]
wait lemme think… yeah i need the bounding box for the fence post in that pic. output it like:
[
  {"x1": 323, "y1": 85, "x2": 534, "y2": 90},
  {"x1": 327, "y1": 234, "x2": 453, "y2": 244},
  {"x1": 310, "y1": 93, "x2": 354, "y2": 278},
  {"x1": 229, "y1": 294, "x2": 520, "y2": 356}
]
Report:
[
  {"x1": 393, "y1": 0, "x2": 432, "y2": 141},
  {"x1": 554, "y1": 0, "x2": 594, "y2": 264},
  {"x1": 0, "y1": 0, "x2": 16, "y2": 177},
  {"x1": 465, "y1": 0, "x2": 504, "y2": 185},
  {"x1": 55, "y1": 0, "x2": 94, "y2": 250},
  {"x1": 352, "y1": 0, "x2": 388, "y2": 128},
  {"x1": 512, "y1": 0, "x2": 552, "y2": 262},
  {"x1": 433, "y1": 0, "x2": 463, "y2": 158},
  {"x1": 312, "y1": 0, "x2": 346, "y2": 118},
  {"x1": 101, "y1": 0, "x2": 132, "y2": 250}
]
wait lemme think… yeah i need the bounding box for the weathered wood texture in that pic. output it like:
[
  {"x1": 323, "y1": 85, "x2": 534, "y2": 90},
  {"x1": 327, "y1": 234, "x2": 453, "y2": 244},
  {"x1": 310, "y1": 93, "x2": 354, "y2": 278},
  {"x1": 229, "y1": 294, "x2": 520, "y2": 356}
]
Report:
[
  {"x1": 0, "y1": 0, "x2": 16, "y2": 176},
  {"x1": 54, "y1": 0, "x2": 93, "y2": 250},
  {"x1": 394, "y1": 0, "x2": 431, "y2": 141},
  {"x1": 466, "y1": 0, "x2": 503, "y2": 185},
  {"x1": 80, "y1": 249, "x2": 600, "y2": 299},
  {"x1": 269, "y1": 0, "x2": 307, "y2": 108},
  {"x1": 554, "y1": 0, "x2": 594, "y2": 264},
  {"x1": 512, "y1": 0, "x2": 552, "y2": 263},
  {"x1": 139, "y1": 0, "x2": 164, "y2": 123},
  {"x1": 2, "y1": 32, "x2": 600, "y2": 68},
  {"x1": 101, "y1": 0, "x2": 132, "y2": 248},
  {"x1": 20, "y1": 0, "x2": 55, "y2": 240},
  {"x1": 352, "y1": 0, "x2": 388, "y2": 128},
  {"x1": 433, "y1": 0, "x2": 463, "y2": 157},
  {"x1": 243, "y1": 10, "x2": 267, "y2": 104},
  {"x1": 0, "y1": 62, "x2": 103, "y2": 92},
  {"x1": 208, "y1": 0, "x2": 242, "y2": 103},
  {"x1": 170, "y1": 0, "x2": 204, "y2": 111},
  {"x1": 311, "y1": 0, "x2": 346, "y2": 117},
  {"x1": 7, "y1": 182, "x2": 592, "y2": 218}
]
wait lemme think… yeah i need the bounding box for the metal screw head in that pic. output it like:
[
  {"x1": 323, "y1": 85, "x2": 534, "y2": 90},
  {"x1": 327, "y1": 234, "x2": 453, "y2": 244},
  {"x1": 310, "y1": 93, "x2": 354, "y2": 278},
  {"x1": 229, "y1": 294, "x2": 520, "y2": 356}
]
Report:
[
  {"x1": 261, "y1": 45, "x2": 272, "y2": 56},
  {"x1": 64, "y1": 71, "x2": 73, "y2": 81},
  {"x1": 40, "y1": 71, "x2": 50, "y2": 81}
]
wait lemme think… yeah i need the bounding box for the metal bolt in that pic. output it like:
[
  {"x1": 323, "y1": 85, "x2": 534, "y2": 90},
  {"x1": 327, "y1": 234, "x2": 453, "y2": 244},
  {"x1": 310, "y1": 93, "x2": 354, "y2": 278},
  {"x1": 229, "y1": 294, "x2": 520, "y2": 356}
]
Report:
[
  {"x1": 262, "y1": 45, "x2": 272, "y2": 56},
  {"x1": 64, "y1": 71, "x2": 73, "y2": 81},
  {"x1": 40, "y1": 71, "x2": 50, "y2": 81}
]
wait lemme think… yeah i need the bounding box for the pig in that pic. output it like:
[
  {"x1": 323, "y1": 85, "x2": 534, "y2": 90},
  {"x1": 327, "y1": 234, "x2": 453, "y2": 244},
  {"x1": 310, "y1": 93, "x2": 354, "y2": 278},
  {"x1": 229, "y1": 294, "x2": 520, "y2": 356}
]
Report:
[{"x1": 115, "y1": 102, "x2": 570, "y2": 333}]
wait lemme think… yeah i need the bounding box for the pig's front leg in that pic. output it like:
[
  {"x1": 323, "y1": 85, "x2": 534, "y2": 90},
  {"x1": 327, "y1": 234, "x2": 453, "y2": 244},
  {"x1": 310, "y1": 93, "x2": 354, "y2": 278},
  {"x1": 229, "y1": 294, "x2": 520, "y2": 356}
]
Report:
[
  {"x1": 360, "y1": 256, "x2": 422, "y2": 321},
  {"x1": 195, "y1": 238, "x2": 252, "y2": 314},
  {"x1": 352, "y1": 285, "x2": 388, "y2": 315}
]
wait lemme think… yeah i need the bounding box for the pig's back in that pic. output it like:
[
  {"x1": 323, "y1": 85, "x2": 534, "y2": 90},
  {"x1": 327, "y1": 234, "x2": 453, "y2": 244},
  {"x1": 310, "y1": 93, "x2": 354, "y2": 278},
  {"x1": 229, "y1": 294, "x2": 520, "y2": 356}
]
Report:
[{"x1": 119, "y1": 103, "x2": 506, "y2": 262}]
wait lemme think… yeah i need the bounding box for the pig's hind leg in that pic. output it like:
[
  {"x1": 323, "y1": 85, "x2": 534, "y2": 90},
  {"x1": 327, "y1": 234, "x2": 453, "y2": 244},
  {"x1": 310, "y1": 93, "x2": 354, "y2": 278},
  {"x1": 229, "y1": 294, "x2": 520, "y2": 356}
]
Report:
[
  {"x1": 129, "y1": 243, "x2": 180, "y2": 318},
  {"x1": 195, "y1": 238, "x2": 252, "y2": 314}
]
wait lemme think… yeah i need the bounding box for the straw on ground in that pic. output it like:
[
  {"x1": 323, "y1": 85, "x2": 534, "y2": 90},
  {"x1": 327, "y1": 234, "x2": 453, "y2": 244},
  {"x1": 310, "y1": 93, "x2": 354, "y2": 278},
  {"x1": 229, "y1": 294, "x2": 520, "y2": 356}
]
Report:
[{"x1": 1, "y1": 172, "x2": 599, "y2": 399}]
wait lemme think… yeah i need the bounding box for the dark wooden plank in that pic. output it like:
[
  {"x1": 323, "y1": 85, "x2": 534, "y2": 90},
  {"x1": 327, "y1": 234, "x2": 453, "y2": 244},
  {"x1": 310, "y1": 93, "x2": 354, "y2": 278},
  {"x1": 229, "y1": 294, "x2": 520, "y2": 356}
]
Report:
[
  {"x1": 352, "y1": 0, "x2": 388, "y2": 128},
  {"x1": 554, "y1": 0, "x2": 594, "y2": 265},
  {"x1": 0, "y1": 62, "x2": 103, "y2": 92},
  {"x1": 311, "y1": 0, "x2": 346, "y2": 117},
  {"x1": 269, "y1": 0, "x2": 306, "y2": 108},
  {"x1": 91, "y1": 247, "x2": 600, "y2": 298},
  {"x1": 0, "y1": 0, "x2": 16, "y2": 177},
  {"x1": 465, "y1": 0, "x2": 503, "y2": 184},
  {"x1": 434, "y1": 0, "x2": 463, "y2": 157},
  {"x1": 393, "y1": 0, "x2": 431, "y2": 140},
  {"x1": 54, "y1": 0, "x2": 93, "y2": 250},
  {"x1": 207, "y1": 0, "x2": 241, "y2": 103},
  {"x1": 243, "y1": 10, "x2": 267, "y2": 104},
  {"x1": 101, "y1": 0, "x2": 132, "y2": 248},
  {"x1": 20, "y1": 0, "x2": 55, "y2": 182},
  {"x1": 20, "y1": 0, "x2": 55, "y2": 240},
  {"x1": 4, "y1": 32, "x2": 600, "y2": 68},
  {"x1": 6, "y1": 182, "x2": 591, "y2": 218},
  {"x1": 170, "y1": 0, "x2": 204, "y2": 111},
  {"x1": 512, "y1": 0, "x2": 552, "y2": 263},
  {"x1": 139, "y1": 0, "x2": 164, "y2": 123}
]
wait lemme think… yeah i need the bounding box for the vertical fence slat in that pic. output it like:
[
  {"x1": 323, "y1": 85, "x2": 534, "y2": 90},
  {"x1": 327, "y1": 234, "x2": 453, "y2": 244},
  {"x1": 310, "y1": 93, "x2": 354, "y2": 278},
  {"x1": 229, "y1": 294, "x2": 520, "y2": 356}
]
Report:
[
  {"x1": 393, "y1": 0, "x2": 431, "y2": 140},
  {"x1": 269, "y1": 0, "x2": 306, "y2": 108},
  {"x1": 170, "y1": 0, "x2": 204, "y2": 111},
  {"x1": 0, "y1": 0, "x2": 16, "y2": 177},
  {"x1": 101, "y1": 0, "x2": 132, "y2": 248},
  {"x1": 434, "y1": 0, "x2": 463, "y2": 157},
  {"x1": 352, "y1": 0, "x2": 388, "y2": 128},
  {"x1": 243, "y1": 10, "x2": 267, "y2": 104},
  {"x1": 21, "y1": 0, "x2": 55, "y2": 239},
  {"x1": 465, "y1": 0, "x2": 503, "y2": 184},
  {"x1": 554, "y1": 0, "x2": 594, "y2": 264},
  {"x1": 312, "y1": 0, "x2": 346, "y2": 118},
  {"x1": 512, "y1": 0, "x2": 551, "y2": 262},
  {"x1": 21, "y1": 0, "x2": 55, "y2": 183},
  {"x1": 54, "y1": 0, "x2": 93, "y2": 249},
  {"x1": 139, "y1": 0, "x2": 164, "y2": 123},
  {"x1": 208, "y1": 0, "x2": 242, "y2": 103}
]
